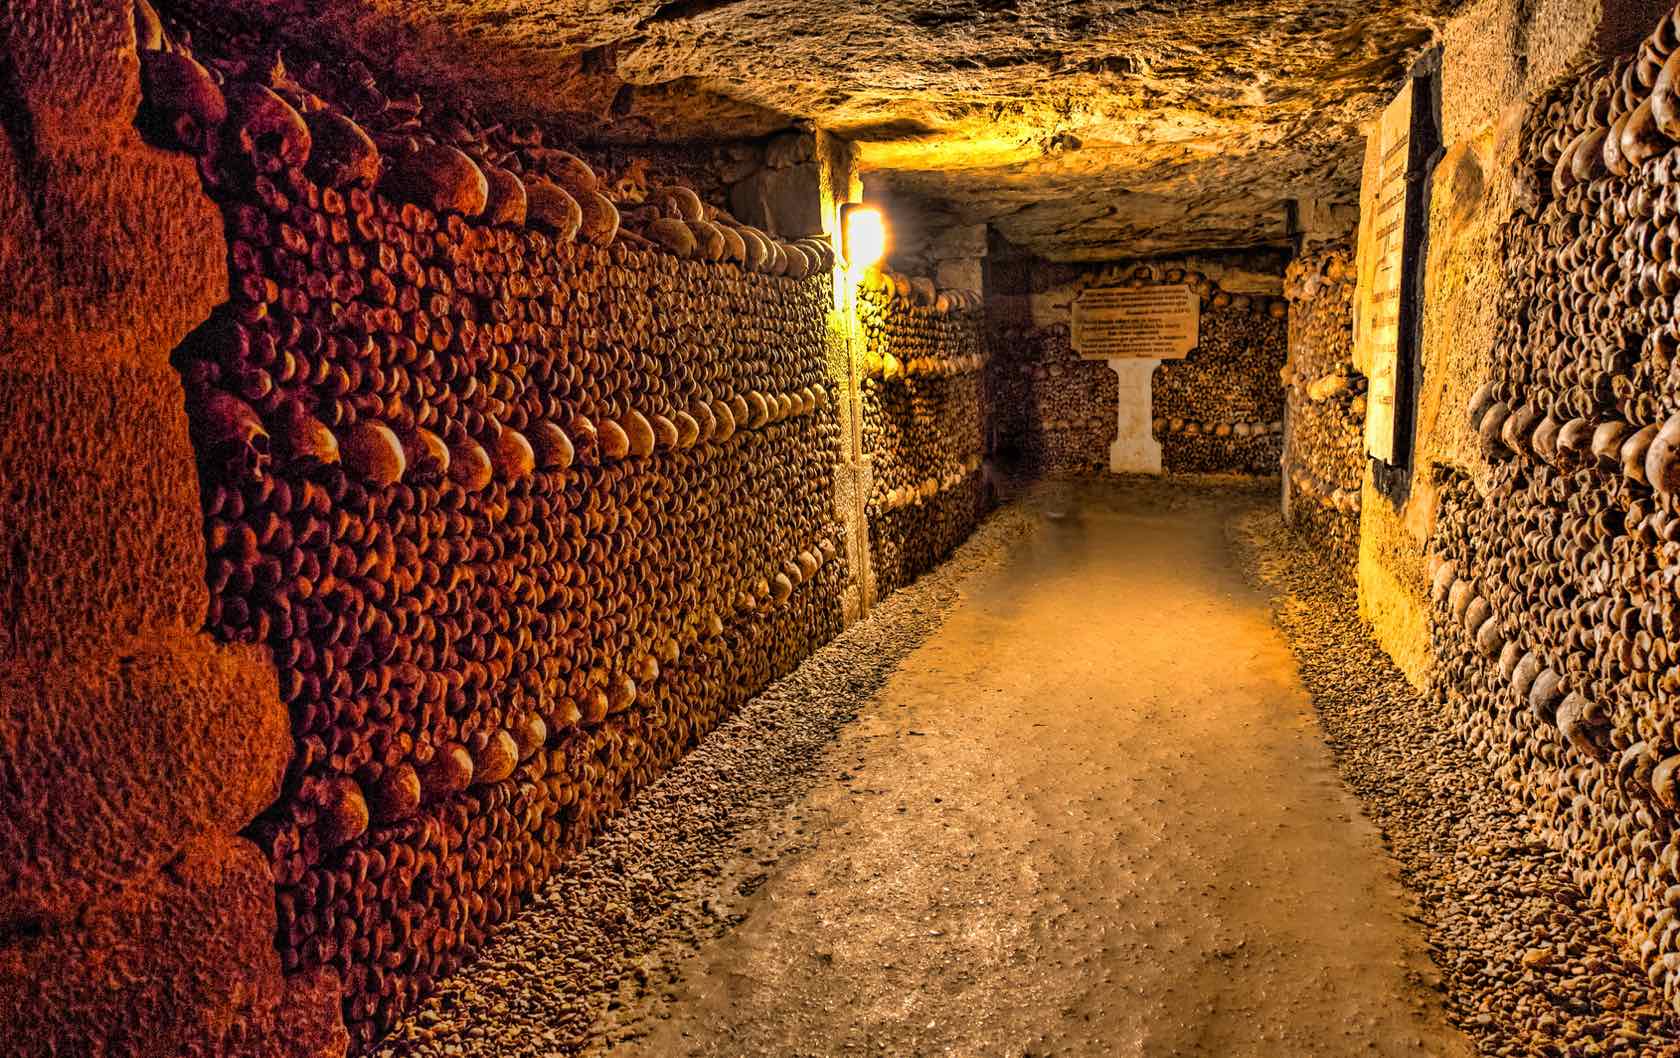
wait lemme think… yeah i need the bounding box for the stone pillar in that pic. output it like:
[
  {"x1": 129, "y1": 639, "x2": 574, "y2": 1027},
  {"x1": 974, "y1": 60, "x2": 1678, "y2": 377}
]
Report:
[
  {"x1": 1106, "y1": 359, "x2": 1164, "y2": 474},
  {"x1": 0, "y1": 4, "x2": 344, "y2": 1054},
  {"x1": 932, "y1": 223, "x2": 987, "y2": 293},
  {"x1": 1290, "y1": 197, "x2": 1360, "y2": 244},
  {"x1": 815, "y1": 130, "x2": 872, "y2": 623}
]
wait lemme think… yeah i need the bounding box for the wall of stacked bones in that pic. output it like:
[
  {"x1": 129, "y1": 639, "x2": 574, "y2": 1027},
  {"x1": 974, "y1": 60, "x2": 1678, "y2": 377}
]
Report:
[
  {"x1": 1439, "y1": 6, "x2": 1680, "y2": 1018},
  {"x1": 1141, "y1": 267, "x2": 1289, "y2": 475},
  {"x1": 989, "y1": 264, "x2": 1287, "y2": 476},
  {"x1": 987, "y1": 321, "x2": 1119, "y2": 475},
  {"x1": 975, "y1": 240, "x2": 1037, "y2": 473},
  {"x1": 858, "y1": 272, "x2": 992, "y2": 597},
  {"x1": 1280, "y1": 243, "x2": 1365, "y2": 573},
  {"x1": 127, "y1": 22, "x2": 896, "y2": 1051}
]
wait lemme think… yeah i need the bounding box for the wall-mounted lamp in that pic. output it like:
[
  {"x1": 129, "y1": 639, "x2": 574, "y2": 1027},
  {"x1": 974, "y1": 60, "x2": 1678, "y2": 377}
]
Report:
[{"x1": 841, "y1": 203, "x2": 887, "y2": 272}]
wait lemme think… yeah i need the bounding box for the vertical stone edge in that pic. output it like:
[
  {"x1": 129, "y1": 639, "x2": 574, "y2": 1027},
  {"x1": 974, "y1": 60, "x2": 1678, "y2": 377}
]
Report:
[
  {"x1": 817, "y1": 130, "x2": 874, "y2": 623},
  {"x1": 0, "y1": 2, "x2": 345, "y2": 1054}
]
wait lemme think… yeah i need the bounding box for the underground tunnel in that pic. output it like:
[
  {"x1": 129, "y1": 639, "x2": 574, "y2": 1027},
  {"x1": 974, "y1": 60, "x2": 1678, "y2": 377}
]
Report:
[{"x1": 10, "y1": 0, "x2": 1680, "y2": 1054}]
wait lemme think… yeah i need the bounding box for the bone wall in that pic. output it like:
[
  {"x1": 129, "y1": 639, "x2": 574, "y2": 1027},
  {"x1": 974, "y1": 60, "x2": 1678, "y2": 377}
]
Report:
[
  {"x1": 1425, "y1": 1, "x2": 1680, "y2": 1020},
  {"x1": 858, "y1": 273, "x2": 992, "y2": 600},
  {"x1": 1282, "y1": 242, "x2": 1364, "y2": 573},
  {"x1": 990, "y1": 322, "x2": 1119, "y2": 475},
  {"x1": 991, "y1": 257, "x2": 1288, "y2": 477},
  {"x1": 1148, "y1": 274, "x2": 1289, "y2": 475},
  {"x1": 0, "y1": 9, "x2": 914, "y2": 1055},
  {"x1": 1354, "y1": 0, "x2": 1678, "y2": 685}
]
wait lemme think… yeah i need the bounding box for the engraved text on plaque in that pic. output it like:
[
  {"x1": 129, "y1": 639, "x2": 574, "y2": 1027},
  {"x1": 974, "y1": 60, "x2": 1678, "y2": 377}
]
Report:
[
  {"x1": 1355, "y1": 79, "x2": 1414, "y2": 463},
  {"x1": 1071, "y1": 285, "x2": 1200, "y2": 361}
]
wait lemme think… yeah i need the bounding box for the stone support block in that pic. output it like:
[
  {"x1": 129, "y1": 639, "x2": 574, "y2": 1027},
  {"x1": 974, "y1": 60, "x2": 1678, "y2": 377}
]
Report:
[
  {"x1": 0, "y1": 2, "x2": 344, "y2": 1051},
  {"x1": 730, "y1": 162, "x2": 825, "y2": 238},
  {"x1": 0, "y1": 834, "x2": 348, "y2": 1058}
]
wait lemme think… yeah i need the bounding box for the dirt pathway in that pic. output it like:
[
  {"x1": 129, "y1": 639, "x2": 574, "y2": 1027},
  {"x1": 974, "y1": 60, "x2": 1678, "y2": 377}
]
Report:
[{"x1": 596, "y1": 482, "x2": 1471, "y2": 1058}]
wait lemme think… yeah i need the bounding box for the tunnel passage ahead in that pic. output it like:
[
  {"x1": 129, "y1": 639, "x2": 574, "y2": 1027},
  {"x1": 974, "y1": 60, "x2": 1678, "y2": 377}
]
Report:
[{"x1": 571, "y1": 481, "x2": 1471, "y2": 1057}]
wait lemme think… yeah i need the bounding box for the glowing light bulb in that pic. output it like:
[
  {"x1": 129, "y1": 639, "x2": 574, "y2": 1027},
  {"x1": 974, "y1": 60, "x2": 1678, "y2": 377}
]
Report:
[{"x1": 842, "y1": 204, "x2": 886, "y2": 271}]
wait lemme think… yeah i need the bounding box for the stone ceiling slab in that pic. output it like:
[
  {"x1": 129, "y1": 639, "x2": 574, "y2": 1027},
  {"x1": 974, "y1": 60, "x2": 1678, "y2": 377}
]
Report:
[{"x1": 176, "y1": 0, "x2": 1463, "y2": 258}]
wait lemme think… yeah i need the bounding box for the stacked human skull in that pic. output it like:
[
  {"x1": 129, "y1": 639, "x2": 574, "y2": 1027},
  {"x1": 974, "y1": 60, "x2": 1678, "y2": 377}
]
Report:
[
  {"x1": 992, "y1": 322, "x2": 1119, "y2": 475},
  {"x1": 857, "y1": 271, "x2": 991, "y2": 596},
  {"x1": 1140, "y1": 267, "x2": 1288, "y2": 474},
  {"x1": 141, "y1": 20, "x2": 852, "y2": 1050},
  {"x1": 988, "y1": 263, "x2": 1285, "y2": 476},
  {"x1": 1436, "y1": 3, "x2": 1680, "y2": 1018},
  {"x1": 1281, "y1": 242, "x2": 1364, "y2": 570}
]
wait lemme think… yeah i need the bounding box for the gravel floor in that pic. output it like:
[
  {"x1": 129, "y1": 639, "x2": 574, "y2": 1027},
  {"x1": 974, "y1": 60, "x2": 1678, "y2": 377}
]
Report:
[
  {"x1": 373, "y1": 481, "x2": 1680, "y2": 1057},
  {"x1": 590, "y1": 475, "x2": 1467, "y2": 1058},
  {"x1": 371, "y1": 495, "x2": 1038, "y2": 1058},
  {"x1": 1232, "y1": 508, "x2": 1680, "y2": 1058}
]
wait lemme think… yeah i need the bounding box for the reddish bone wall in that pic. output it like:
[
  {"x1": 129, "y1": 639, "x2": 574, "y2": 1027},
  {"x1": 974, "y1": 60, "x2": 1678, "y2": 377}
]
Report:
[
  {"x1": 0, "y1": 3, "x2": 992, "y2": 1055},
  {"x1": 161, "y1": 34, "x2": 844, "y2": 1058}
]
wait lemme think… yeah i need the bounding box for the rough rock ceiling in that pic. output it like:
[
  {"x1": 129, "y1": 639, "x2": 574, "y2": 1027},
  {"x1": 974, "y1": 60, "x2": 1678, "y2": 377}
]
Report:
[{"x1": 176, "y1": 0, "x2": 1462, "y2": 260}]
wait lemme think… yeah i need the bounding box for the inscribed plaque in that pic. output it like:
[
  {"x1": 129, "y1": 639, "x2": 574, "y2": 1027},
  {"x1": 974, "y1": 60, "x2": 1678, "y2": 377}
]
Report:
[
  {"x1": 1071, "y1": 285, "x2": 1200, "y2": 361},
  {"x1": 1355, "y1": 80, "x2": 1414, "y2": 463}
]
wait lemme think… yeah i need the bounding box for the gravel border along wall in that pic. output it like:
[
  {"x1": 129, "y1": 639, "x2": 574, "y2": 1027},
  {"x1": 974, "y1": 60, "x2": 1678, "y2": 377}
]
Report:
[{"x1": 1236, "y1": 507, "x2": 1680, "y2": 1058}]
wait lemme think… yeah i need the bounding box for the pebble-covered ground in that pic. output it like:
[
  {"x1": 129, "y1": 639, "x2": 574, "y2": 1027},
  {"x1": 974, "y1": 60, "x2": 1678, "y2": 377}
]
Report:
[
  {"x1": 593, "y1": 476, "x2": 1467, "y2": 1058},
  {"x1": 372, "y1": 496, "x2": 1039, "y2": 1057},
  {"x1": 1233, "y1": 508, "x2": 1680, "y2": 1058},
  {"x1": 374, "y1": 480, "x2": 1680, "y2": 1057}
]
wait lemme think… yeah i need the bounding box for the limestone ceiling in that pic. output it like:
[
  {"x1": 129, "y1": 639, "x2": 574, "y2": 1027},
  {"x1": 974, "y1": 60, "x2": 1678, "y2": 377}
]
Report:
[{"x1": 176, "y1": 0, "x2": 1461, "y2": 260}]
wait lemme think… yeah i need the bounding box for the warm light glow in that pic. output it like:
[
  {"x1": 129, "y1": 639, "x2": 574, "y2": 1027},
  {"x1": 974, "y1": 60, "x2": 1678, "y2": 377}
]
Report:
[{"x1": 842, "y1": 204, "x2": 887, "y2": 271}]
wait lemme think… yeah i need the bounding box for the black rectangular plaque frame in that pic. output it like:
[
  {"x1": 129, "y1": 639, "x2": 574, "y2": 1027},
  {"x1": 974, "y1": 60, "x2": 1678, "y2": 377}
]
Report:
[{"x1": 1370, "y1": 46, "x2": 1443, "y2": 507}]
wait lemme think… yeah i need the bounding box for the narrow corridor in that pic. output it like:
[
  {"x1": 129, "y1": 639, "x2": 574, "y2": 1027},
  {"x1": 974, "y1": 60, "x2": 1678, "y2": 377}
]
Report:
[
  {"x1": 592, "y1": 483, "x2": 1468, "y2": 1056},
  {"x1": 23, "y1": 5, "x2": 1680, "y2": 1054}
]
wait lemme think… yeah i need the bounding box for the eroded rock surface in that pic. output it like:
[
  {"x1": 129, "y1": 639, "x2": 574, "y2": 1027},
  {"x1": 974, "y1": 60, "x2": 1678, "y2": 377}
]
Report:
[{"x1": 176, "y1": 0, "x2": 1461, "y2": 258}]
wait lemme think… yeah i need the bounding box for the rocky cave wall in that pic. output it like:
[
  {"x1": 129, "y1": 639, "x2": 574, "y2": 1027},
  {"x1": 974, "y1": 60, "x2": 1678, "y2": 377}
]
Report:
[
  {"x1": 991, "y1": 256, "x2": 1288, "y2": 477},
  {"x1": 858, "y1": 274, "x2": 992, "y2": 601},
  {"x1": 1417, "y1": 0, "x2": 1680, "y2": 1021},
  {"x1": 0, "y1": 3, "x2": 1000, "y2": 1054},
  {"x1": 0, "y1": 3, "x2": 348, "y2": 1056},
  {"x1": 1282, "y1": 242, "x2": 1365, "y2": 574}
]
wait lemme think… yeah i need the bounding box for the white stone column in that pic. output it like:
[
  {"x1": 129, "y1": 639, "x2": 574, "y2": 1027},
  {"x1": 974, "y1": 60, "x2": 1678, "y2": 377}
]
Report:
[{"x1": 1107, "y1": 358, "x2": 1163, "y2": 475}]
